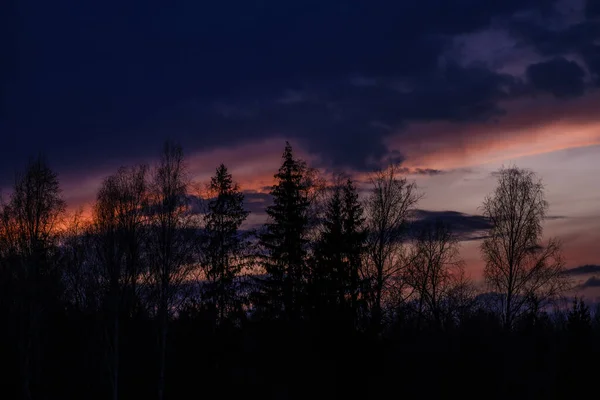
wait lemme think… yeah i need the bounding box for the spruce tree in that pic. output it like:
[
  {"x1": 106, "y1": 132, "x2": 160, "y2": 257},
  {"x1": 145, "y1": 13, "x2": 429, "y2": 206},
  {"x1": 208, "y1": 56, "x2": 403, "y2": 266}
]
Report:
[
  {"x1": 312, "y1": 178, "x2": 367, "y2": 324},
  {"x1": 259, "y1": 142, "x2": 311, "y2": 320},
  {"x1": 313, "y1": 184, "x2": 345, "y2": 316},
  {"x1": 202, "y1": 164, "x2": 249, "y2": 324},
  {"x1": 342, "y1": 178, "x2": 367, "y2": 324}
]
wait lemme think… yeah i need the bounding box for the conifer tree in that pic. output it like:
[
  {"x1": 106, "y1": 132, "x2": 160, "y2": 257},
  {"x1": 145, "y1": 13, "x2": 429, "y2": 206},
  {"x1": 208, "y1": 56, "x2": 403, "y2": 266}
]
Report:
[
  {"x1": 313, "y1": 183, "x2": 345, "y2": 315},
  {"x1": 342, "y1": 178, "x2": 368, "y2": 323},
  {"x1": 202, "y1": 164, "x2": 249, "y2": 324},
  {"x1": 258, "y1": 142, "x2": 311, "y2": 320},
  {"x1": 313, "y1": 178, "x2": 367, "y2": 323}
]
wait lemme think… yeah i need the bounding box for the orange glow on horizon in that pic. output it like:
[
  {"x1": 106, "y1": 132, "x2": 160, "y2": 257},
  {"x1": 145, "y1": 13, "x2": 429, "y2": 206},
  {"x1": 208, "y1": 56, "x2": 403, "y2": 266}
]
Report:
[
  {"x1": 388, "y1": 119, "x2": 600, "y2": 172},
  {"x1": 61, "y1": 120, "x2": 600, "y2": 214},
  {"x1": 53, "y1": 95, "x2": 599, "y2": 284}
]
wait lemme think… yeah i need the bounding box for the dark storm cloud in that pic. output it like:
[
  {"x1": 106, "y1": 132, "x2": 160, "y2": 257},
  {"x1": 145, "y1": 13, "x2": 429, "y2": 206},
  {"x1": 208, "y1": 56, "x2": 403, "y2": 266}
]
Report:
[
  {"x1": 578, "y1": 276, "x2": 600, "y2": 289},
  {"x1": 526, "y1": 57, "x2": 586, "y2": 97},
  {"x1": 563, "y1": 264, "x2": 600, "y2": 276},
  {"x1": 510, "y1": 0, "x2": 600, "y2": 85},
  {"x1": 168, "y1": 63, "x2": 520, "y2": 170},
  {"x1": 242, "y1": 191, "x2": 273, "y2": 215},
  {"x1": 587, "y1": 0, "x2": 600, "y2": 17},
  {"x1": 187, "y1": 190, "x2": 271, "y2": 217},
  {"x1": 1, "y1": 0, "x2": 592, "y2": 181},
  {"x1": 411, "y1": 210, "x2": 493, "y2": 241},
  {"x1": 398, "y1": 168, "x2": 446, "y2": 176}
]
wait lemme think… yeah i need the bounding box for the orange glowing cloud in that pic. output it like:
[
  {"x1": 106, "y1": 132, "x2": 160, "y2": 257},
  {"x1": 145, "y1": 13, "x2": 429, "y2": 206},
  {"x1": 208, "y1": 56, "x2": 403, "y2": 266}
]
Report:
[
  {"x1": 186, "y1": 138, "x2": 294, "y2": 194},
  {"x1": 58, "y1": 137, "x2": 314, "y2": 216},
  {"x1": 387, "y1": 92, "x2": 600, "y2": 172}
]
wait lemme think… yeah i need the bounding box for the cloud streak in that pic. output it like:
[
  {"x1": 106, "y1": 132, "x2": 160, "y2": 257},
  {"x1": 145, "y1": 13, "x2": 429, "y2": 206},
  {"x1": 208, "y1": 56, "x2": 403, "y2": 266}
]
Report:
[
  {"x1": 564, "y1": 265, "x2": 600, "y2": 276},
  {"x1": 411, "y1": 210, "x2": 492, "y2": 241}
]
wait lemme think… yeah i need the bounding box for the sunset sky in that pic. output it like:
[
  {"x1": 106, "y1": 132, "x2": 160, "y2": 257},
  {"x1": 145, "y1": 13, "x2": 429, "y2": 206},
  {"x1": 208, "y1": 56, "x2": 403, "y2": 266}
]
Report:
[{"x1": 2, "y1": 0, "x2": 599, "y2": 291}]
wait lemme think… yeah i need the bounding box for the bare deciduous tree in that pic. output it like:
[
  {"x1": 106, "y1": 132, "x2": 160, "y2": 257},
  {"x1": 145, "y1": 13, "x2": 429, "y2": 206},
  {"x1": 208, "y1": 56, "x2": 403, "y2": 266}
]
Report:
[
  {"x1": 364, "y1": 163, "x2": 421, "y2": 331},
  {"x1": 59, "y1": 209, "x2": 100, "y2": 313},
  {"x1": 481, "y1": 166, "x2": 569, "y2": 330},
  {"x1": 93, "y1": 164, "x2": 149, "y2": 400},
  {"x1": 0, "y1": 156, "x2": 65, "y2": 400},
  {"x1": 443, "y1": 266, "x2": 478, "y2": 327},
  {"x1": 148, "y1": 141, "x2": 196, "y2": 400},
  {"x1": 406, "y1": 220, "x2": 469, "y2": 329}
]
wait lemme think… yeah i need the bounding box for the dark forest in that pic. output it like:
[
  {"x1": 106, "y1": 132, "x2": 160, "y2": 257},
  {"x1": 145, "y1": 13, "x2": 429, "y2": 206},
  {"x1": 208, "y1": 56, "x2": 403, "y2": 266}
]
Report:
[{"x1": 0, "y1": 141, "x2": 598, "y2": 400}]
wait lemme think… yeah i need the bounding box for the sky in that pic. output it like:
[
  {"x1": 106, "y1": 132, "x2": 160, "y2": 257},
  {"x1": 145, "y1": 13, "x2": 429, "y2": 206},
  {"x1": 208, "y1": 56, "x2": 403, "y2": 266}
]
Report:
[{"x1": 1, "y1": 0, "x2": 599, "y2": 291}]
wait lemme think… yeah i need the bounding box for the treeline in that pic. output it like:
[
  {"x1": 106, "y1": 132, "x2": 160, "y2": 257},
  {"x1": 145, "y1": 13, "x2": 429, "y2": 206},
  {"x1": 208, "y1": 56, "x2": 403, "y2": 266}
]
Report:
[{"x1": 0, "y1": 141, "x2": 597, "y2": 399}]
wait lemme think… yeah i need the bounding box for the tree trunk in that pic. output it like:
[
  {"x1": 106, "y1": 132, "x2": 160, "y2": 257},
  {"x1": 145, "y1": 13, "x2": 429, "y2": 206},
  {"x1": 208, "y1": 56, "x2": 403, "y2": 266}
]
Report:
[
  {"x1": 20, "y1": 302, "x2": 32, "y2": 400},
  {"x1": 373, "y1": 265, "x2": 384, "y2": 332},
  {"x1": 157, "y1": 283, "x2": 168, "y2": 400},
  {"x1": 112, "y1": 301, "x2": 119, "y2": 400},
  {"x1": 505, "y1": 293, "x2": 513, "y2": 331},
  {"x1": 107, "y1": 279, "x2": 120, "y2": 400}
]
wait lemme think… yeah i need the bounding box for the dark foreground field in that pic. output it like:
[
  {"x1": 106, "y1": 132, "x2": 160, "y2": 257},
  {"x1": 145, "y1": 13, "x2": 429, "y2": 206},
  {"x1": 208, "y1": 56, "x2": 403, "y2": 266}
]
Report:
[{"x1": 1, "y1": 308, "x2": 598, "y2": 400}]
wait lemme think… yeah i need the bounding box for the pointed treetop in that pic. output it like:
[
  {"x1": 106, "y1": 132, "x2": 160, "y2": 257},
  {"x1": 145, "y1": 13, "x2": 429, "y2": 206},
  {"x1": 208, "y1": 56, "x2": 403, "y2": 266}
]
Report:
[
  {"x1": 209, "y1": 163, "x2": 240, "y2": 196},
  {"x1": 282, "y1": 141, "x2": 294, "y2": 162}
]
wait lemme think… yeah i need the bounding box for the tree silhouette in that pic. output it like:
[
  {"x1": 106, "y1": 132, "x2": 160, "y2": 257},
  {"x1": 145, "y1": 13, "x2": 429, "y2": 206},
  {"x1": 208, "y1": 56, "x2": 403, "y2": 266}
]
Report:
[
  {"x1": 405, "y1": 220, "x2": 467, "y2": 329},
  {"x1": 258, "y1": 142, "x2": 312, "y2": 320},
  {"x1": 481, "y1": 166, "x2": 569, "y2": 330},
  {"x1": 312, "y1": 177, "x2": 367, "y2": 325},
  {"x1": 312, "y1": 179, "x2": 345, "y2": 317},
  {"x1": 593, "y1": 303, "x2": 600, "y2": 332},
  {"x1": 365, "y1": 163, "x2": 421, "y2": 331},
  {"x1": 59, "y1": 210, "x2": 100, "y2": 313},
  {"x1": 201, "y1": 164, "x2": 250, "y2": 325},
  {"x1": 115, "y1": 165, "x2": 149, "y2": 317},
  {"x1": 342, "y1": 178, "x2": 368, "y2": 327},
  {"x1": 0, "y1": 156, "x2": 65, "y2": 400},
  {"x1": 92, "y1": 164, "x2": 148, "y2": 400},
  {"x1": 567, "y1": 297, "x2": 592, "y2": 337},
  {"x1": 147, "y1": 141, "x2": 196, "y2": 400}
]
